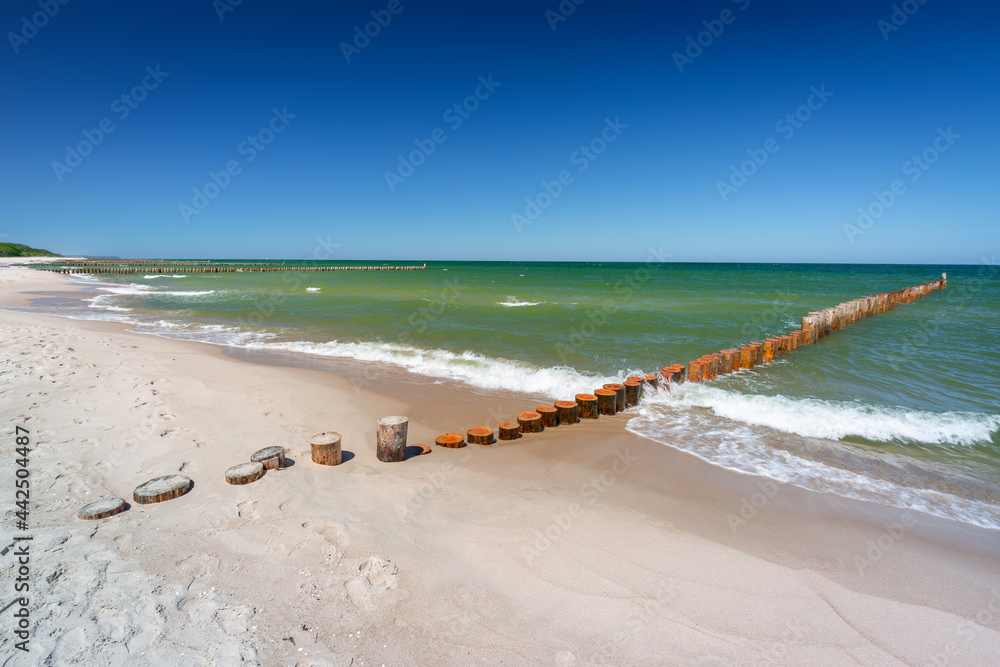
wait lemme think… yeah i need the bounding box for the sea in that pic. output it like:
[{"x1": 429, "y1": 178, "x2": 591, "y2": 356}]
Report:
[{"x1": 16, "y1": 261, "x2": 1000, "y2": 530}]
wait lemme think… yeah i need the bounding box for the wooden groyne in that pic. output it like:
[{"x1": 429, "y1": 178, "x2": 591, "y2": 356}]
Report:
[
  {"x1": 437, "y1": 274, "x2": 948, "y2": 447},
  {"x1": 36, "y1": 263, "x2": 427, "y2": 275}
]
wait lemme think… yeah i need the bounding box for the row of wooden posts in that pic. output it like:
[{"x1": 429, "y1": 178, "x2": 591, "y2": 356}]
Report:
[
  {"x1": 40, "y1": 264, "x2": 428, "y2": 275},
  {"x1": 76, "y1": 274, "x2": 950, "y2": 520},
  {"x1": 686, "y1": 273, "x2": 947, "y2": 383},
  {"x1": 405, "y1": 274, "x2": 949, "y2": 449},
  {"x1": 58, "y1": 259, "x2": 287, "y2": 266}
]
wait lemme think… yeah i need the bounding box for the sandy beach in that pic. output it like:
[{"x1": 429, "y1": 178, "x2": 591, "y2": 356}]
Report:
[{"x1": 1, "y1": 266, "x2": 999, "y2": 666}]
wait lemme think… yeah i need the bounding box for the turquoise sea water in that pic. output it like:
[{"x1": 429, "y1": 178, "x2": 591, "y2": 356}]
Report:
[{"x1": 20, "y1": 261, "x2": 1000, "y2": 529}]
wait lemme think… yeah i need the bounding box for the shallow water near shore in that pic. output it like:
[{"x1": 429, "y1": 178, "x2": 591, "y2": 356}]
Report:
[{"x1": 13, "y1": 260, "x2": 1000, "y2": 530}]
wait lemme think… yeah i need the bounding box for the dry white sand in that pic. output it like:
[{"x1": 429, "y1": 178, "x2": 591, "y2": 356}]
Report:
[{"x1": 1, "y1": 267, "x2": 999, "y2": 666}]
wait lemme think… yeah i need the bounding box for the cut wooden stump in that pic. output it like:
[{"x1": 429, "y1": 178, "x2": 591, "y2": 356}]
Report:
[
  {"x1": 77, "y1": 496, "x2": 127, "y2": 520},
  {"x1": 309, "y1": 431, "x2": 343, "y2": 466},
  {"x1": 595, "y1": 389, "x2": 617, "y2": 415},
  {"x1": 554, "y1": 401, "x2": 579, "y2": 425},
  {"x1": 626, "y1": 375, "x2": 644, "y2": 383},
  {"x1": 499, "y1": 422, "x2": 521, "y2": 440},
  {"x1": 535, "y1": 405, "x2": 559, "y2": 428},
  {"x1": 251, "y1": 446, "x2": 286, "y2": 470},
  {"x1": 467, "y1": 426, "x2": 495, "y2": 445},
  {"x1": 763, "y1": 339, "x2": 777, "y2": 362},
  {"x1": 435, "y1": 432, "x2": 466, "y2": 448},
  {"x1": 688, "y1": 360, "x2": 704, "y2": 383},
  {"x1": 740, "y1": 346, "x2": 754, "y2": 369},
  {"x1": 623, "y1": 380, "x2": 642, "y2": 407},
  {"x1": 133, "y1": 474, "x2": 192, "y2": 505},
  {"x1": 721, "y1": 350, "x2": 736, "y2": 374},
  {"x1": 603, "y1": 384, "x2": 626, "y2": 412},
  {"x1": 643, "y1": 373, "x2": 659, "y2": 388},
  {"x1": 377, "y1": 416, "x2": 408, "y2": 463},
  {"x1": 576, "y1": 394, "x2": 599, "y2": 419},
  {"x1": 226, "y1": 461, "x2": 264, "y2": 485},
  {"x1": 518, "y1": 412, "x2": 543, "y2": 433}
]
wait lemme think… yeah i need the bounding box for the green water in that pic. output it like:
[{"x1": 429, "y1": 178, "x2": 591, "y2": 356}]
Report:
[{"x1": 28, "y1": 261, "x2": 1000, "y2": 529}]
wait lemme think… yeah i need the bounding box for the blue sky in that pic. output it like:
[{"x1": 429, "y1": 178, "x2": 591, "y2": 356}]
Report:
[{"x1": 2, "y1": 0, "x2": 997, "y2": 262}]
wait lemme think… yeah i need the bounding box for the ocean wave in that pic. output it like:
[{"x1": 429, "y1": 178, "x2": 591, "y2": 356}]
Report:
[
  {"x1": 496, "y1": 297, "x2": 541, "y2": 307},
  {"x1": 306, "y1": 287, "x2": 321, "y2": 292},
  {"x1": 244, "y1": 338, "x2": 621, "y2": 398},
  {"x1": 654, "y1": 384, "x2": 1000, "y2": 446},
  {"x1": 143, "y1": 274, "x2": 188, "y2": 279},
  {"x1": 625, "y1": 406, "x2": 1000, "y2": 531}
]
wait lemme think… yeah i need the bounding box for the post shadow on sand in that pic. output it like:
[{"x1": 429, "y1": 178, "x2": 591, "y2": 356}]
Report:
[{"x1": 404, "y1": 445, "x2": 431, "y2": 460}]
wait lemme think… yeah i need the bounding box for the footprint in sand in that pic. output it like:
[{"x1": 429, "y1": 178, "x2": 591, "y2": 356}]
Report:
[
  {"x1": 264, "y1": 411, "x2": 283, "y2": 418},
  {"x1": 160, "y1": 429, "x2": 178, "y2": 438},
  {"x1": 178, "y1": 461, "x2": 194, "y2": 472},
  {"x1": 302, "y1": 521, "x2": 349, "y2": 549},
  {"x1": 27, "y1": 392, "x2": 48, "y2": 398},
  {"x1": 82, "y1": 438, "x2": 100, "y2": 447},
  {"x1": 94, "y1": 461, "x2": 113, "y2": 474},
  {"x1": 278, "y1": 495, "x2": 302, "y2": 514},
  {"x1": 237, "y1": 501, "x2": 259, "y2": 519},
  {"x1": 175, "y1": 554, "x2": 219, "y2": 588},
  {"x1": 73, "y1": 418, "x2": 88, "y2": 425},
  {"x1": 284, "y1": 424, "x2": 307, "y2": 433},
  {"x1": 194, "y1": 437, "x2": 212, "y2": 448},
  {"x1": 159, "y1": 413, "x2": 177, "y2": 420}
]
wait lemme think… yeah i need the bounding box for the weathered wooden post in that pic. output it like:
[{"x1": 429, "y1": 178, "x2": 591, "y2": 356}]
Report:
[
  {"x1": 518, "y1": 411, "x2": 544, "y2": 433},
  {"x1": 226, "y1": 462, "x2": 265, "y2": 485},
  {"x1": 251, "y1": 446, "x2": 285, "y2": 470},
  {"x1": 133, "y1": 475, "x2": 192, "y2": 504},
  {"x1": 536, "y1": 405, "x2": 559, "y2": 427},
  {"x1": 78, "y1": 497, "x2": 128, "y2": 520},
  {"x1": 377, "y1": 416, "x2": 408, "y2": 462},
  {"x1": 499, "y1": 422, "x2": 521, "y2": 440},
  {"x1": 576, "y1": 394, "x2": 599, "y2": 419},
  {"x1": 554, "y1": 400, "x2": 580, "y2": 424},
  {"x1": 467, "y1": 427, "x2": 495, "y2": 445},
  {"x1": 595, "y1": 389, "x2": 617, "y2": 415},
  {"x1": 310, "y1": 431, "x2": 343, "y2": 465},
  {"x1": 688, "y1": 360, "x2": 704, "y2": 382},
  {"x1": 435, "y1": 433, "x2": 465, "y2": 448},
  {"x1": 603, "y1": 384, "x2": 626, "y2": 412},
  {"x1": 623, "y1": 380, "x2": 642, "y2": 407}
]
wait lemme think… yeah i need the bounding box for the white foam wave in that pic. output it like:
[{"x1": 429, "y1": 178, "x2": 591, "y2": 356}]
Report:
[
  {"x1": 306, "y1": 287, "x2": 321, "y2": 292},
  {"x1": 497, "y1": 297, "x2": 541, "y2": 307},
  {"x1": 660, "y1": 384, "x2": 1000, "y2": 446},
  {"x1": 244, "y1": 339, "x2": 618, "y2": 398},
  {"x1": 143, "y1": 274, "x2": 188, "y2": 279},
  {"x1": 626, "y1": 405, "x2": 1000, "y2": 531}
]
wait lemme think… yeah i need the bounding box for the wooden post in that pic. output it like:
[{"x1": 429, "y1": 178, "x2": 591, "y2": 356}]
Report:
[
  {"x1": 226, "y1": 461, "x2": 265, "y2": 485},
  {"x1": 603, "y1": 384, "x2": 626, "y2": 412},
  {"x1": 78, "y1": 497, "x2": 127, "y2": 520},
  {"x1": 377, "y1": 416, "x2": 408, "y2": 462},
  {"x1": 595, "y1": 389, "x2": 617, "y2": 415},
  {"x1": 623, "y1": 380, "x2": 642, "y2": 407},
  {"x1": 536, "y1": 405, "x2": 559, "y2": 428},
  {"x1": 499, "y1": 422, "x2": 520, "y2": 440},
  {"x1": 763, "y1": 340, "x2": 777, "y2": 362},
  {"x1": 554, "y1": 401, "x2": 580, "y2": 425},
  {"x1": 435, "y1": 433, "x2": 465, "y2": 448},
  {"x1": 310, "y1": 431, "x2": 343, "y2": 465},
  {"x1": 688, "y1": 360, "x2": 704, "y2": 383},
  {"x1": 133, "y1": 475, "x2": 192, "y2": 504},
  {"x1": 518, "y1": 411, "x2": 544, "y2": 433},
  {"x1": 626, "y1": 375, "x2": 644, "y2": 383},
  {"x1": 467, "y1": 427, "x2": 495, "y2": 445},
  {"x1": 941, "y1": 271, "x2": 947, "y2": 287},
  {"x1": 576, "y1": 394, "x2": 599, "y2": 419},
  {"x1": 721, "y1": 350, "x2": 736, "y2": 374},
  {"x1": 740, "y1": 346, "x2": 754, "y2": 369},
  {"x1": 251, "y1": 446, "x2": 285, "y2": 470}
]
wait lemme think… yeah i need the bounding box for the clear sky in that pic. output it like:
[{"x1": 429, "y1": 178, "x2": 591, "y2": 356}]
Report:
[{"x1": 2, "y1": 0, "x2": 998, "y2": 262}]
